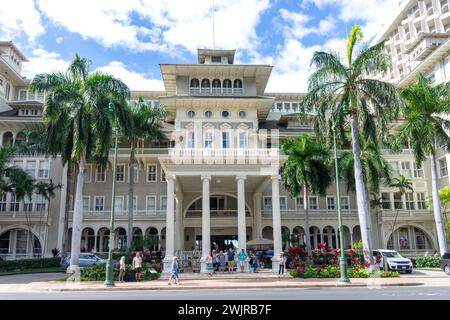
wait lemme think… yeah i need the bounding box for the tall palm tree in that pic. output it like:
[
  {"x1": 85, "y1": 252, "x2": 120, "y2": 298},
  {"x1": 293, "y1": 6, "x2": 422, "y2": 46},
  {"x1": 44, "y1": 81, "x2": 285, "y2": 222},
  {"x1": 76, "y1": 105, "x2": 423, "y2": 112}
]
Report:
[
  {"x1": 389, "y1": 175, "x2": 413, "y2": 237},
  {"x1": 122, "y1": 98, "x2": 166, "y2": 250},
  {"x1": 0, "y1": 145, "x2": 34, "y2": 199},
  {"x1": 280, "y1": 134, "x2": 332, "y2": 258},
  {"x1": 397, "y1": 74, "x2": 450, "y2": 255},
  {"x1": 30, "y1": 54, "x2": 130, "y2": 270},
  {"x1": 301, "y1": 25, "x2": 402, "y2": 268}
]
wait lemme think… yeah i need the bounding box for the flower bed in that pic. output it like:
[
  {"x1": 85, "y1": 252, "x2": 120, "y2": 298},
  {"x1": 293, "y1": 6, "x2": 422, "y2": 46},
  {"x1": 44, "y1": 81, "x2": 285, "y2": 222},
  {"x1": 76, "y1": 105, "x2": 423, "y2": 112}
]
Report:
[{"x1": 79, "y1": 264, "x2": 160, "y2": 281}]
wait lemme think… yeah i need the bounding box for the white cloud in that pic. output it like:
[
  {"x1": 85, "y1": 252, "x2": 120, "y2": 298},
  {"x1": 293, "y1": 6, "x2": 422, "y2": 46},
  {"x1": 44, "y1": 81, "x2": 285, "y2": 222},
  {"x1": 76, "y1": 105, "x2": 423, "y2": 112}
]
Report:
[
  {"x1": 278, "y1": 9, "x2": 335, "y2": 39},
  {"x1": 22, "y1": 49, "x2": 70, "y2": 79},
  {"x1": 55, "y1": 37, "x2": 63, "y2": 44},
  {"x1": 0, "y1": 0, "x2": 45, "y2": 42},
  {"x1": 96, "y1": 61, "x2": 164, "y2": 91}
]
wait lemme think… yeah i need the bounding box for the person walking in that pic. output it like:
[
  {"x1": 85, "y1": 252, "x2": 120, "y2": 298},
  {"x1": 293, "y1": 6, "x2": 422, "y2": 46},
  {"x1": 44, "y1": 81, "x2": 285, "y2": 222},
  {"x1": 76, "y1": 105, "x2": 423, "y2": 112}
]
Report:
[
  {"x1": 132, "y1": 252, "x2": 143, "y2": 281},
  {"x1": 118, "y1": 256, "x2": 126, "y2": 282},
  {"x1": 278, "y1": 253, "x2": 285, "y2": 277},
  {"x1": 168, "y1": 256, "x2": 179, "y2": 285},
  {"x1": 238, "y1": 249, "x2": 247, "y2": 273},
  {"x1": 205, "y1": 251, "x2": 214, "y2": 276}
]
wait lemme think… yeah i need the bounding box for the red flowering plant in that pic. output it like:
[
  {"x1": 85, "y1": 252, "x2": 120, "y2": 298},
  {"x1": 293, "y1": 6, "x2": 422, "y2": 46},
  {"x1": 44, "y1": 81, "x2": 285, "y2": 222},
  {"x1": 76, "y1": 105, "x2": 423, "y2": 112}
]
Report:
[
  {"x1": 312, "y1": 243, "x2": 336, "y2": 266},
  {"x1": 287, "y1": 245, "x2": 308, "y2": 268}
]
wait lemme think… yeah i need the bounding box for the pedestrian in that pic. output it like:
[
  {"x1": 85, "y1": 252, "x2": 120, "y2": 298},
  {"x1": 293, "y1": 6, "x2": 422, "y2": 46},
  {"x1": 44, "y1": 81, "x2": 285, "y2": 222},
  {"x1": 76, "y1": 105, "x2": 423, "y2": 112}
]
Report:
[
  {"x1": 238, "y1": 249, "x2": 247, "y2": 273},
  {"x1": 252, "y1": 254, "x2": 259, "y2": 273},
  {"x1": 168, "y1": 256, "x2": 179, "y2": 285},
  {"x1": 278, "y1": 253, "x2": 285, "y2": 277},
  {"x1": 132, "y1": 252, "x2": 143, "y2": 281},
  {"x1": 119, "y1": 256, "x2": 126, "y2": 282},
  {"x1": 218, "y1": 251, "x2": 226, "y2": 273},
  {"x1": 205, "y1": 251, "x2": 214, "y2": 276},
  {"x1": 227, "y1": 248, "x2": 235, "y2": 272}
]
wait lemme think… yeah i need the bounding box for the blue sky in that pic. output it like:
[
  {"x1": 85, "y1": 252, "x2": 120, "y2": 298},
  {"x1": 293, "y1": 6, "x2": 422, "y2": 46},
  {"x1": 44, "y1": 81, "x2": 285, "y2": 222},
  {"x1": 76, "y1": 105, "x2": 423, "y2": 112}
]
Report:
[{"x1": 0, "y1": 0, "x2": 400, "y2": 92}]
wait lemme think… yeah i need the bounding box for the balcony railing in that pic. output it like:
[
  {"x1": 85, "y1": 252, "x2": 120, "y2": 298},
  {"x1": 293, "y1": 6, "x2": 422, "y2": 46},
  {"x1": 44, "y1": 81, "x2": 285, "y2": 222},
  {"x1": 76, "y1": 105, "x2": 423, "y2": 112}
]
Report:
[
  {"x1": 261, "y1": 209, "x2": 358, "y2": 216},
  {"x1": 166, "y1": 148, "x2": 281, "y2": 164},
  {"x1": 186, "y1": 210, "x2": 251, "y2": 217},
  {"x1": 69, "y1": 210, "x2": 166, "y2": 220},
  {"x1": 0, "y1": 210, "x2": 48, "y2": 218},
  {"x1": 189, "y1": 87, "x2": 244, "y2": 96}
]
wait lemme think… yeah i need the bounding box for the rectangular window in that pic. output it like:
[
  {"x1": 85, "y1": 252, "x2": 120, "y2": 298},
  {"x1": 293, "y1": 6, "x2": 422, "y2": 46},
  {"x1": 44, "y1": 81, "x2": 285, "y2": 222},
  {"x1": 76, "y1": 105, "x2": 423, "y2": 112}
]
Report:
[
  {"x1": 10, "y1": 194, "x2": 19, "y2": 212},
  {"x1": 238, "y1": 132, "x2": 247, "y2": 148},
  {"x1": 188, "y1": 131, "x2": 196, "y2": 148},
  {"x1": 83, "y1": 164, "x2": 92, "y2": 183},
  {"x1": 146, "y1": 196, "x2": 156, "y2": 211},
  {"x1": 116, "y1": 164, "x2": 125, "y2": 182},
  {"x1": 161, "y1": 196, "x2": 167, "y2": 211},
  {"x1": 94, "y1": 196, "x2": 104, "y2": 211},
  {"x1": 390, "y1": 161, "x2": 400, "y2": 177},
  {"x1": 37, "y1": 91, "x2": 44, "y2": 101},
  {"x1": 439, "y1": 158, "x2": 448, "y2": 177},
  {"x1": 401, "y1": 161, "x2": 412, "y2": 178},
  {"x1": 82, "y1": 196, "x2": 90, "y2": 211},
  {"x1": 147, "y1": 165, "x2": 157, "y2": 182},
  {"x1": 0, "y1": 193, "x2": 6, "y2": 211},
  {"x1": 210, "y1": 196, "x2": 225, "y2": 210},
  {"x1": 132, "y1": 196, "x2": 138, "y2": 211},
  {"x1": 27, "y1": 91, "x2": 35, "y2": 101},
  {"x1": 23, "y1": 195, "x2": 33, "y2": 212},
  {"x1": 309, "y1": 197, "x2": 318, "y2": 210},
  {"x1": 405, "y1": 193, "x2": 415, "y2": 210},
  {"x1": 417, "y1": 192, "x2": 427, "y2": 210},
  {"x1": 280, "y1": 197, "x2": 287, "y2": 210},
  {"x1": 161, "y1": 168, "x2": 166, "y2": 182},
  {"x1": 222, "y1": 132, "x2": 230, "y2": 149},
  {"x1": 115, "y1": 196, "x2": 124, "y2": 212},
  {"x1": 211, "y1": 56, "x2": 221, "y2": 63},
  {"x1": 26, "y1": 160, "x2": 36, "y2": 178},
  {"x1": 341, "y1": 197, "x2": 350, "y2": 210},
  {"x1": 36, "y1": 194, "x2": 46, "y2": 211},
  {"x1": 95, "y1": 165, "x2": 106, "y2": 182},
  {"x1": 296, "y1": 197, "x2": 304, "y2": 209},
  {"x1": 263, "y1": 197, "x2": 272, "y2": 210},
  {"x1": 413, "y1": 162, "x2": 424, "y2": 178},
  {"x1": 381, "y1": 192, "x2": 391, "y2": 209},
  {"x1": 393, "y1": 192, "x2": 403, "y2": 209},
  {"x1": 38, "y1": 160, "x2": 49, "y2": 178},
  {"x1": 19, "y1": 90, "x2": 27, "y2": 101},
  {"x1": 327, "y1": 197, "x2": 336, "y2": 210},
  {"x1": 204, "y1": 131, "x2": 213, "y2": 148}
]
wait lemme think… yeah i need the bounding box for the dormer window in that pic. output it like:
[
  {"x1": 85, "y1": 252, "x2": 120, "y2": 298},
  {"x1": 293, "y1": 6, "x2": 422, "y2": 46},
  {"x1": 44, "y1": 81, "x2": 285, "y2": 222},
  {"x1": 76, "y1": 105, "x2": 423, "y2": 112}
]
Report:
[{"x1": 211, "y1": 56, "x2": 221, "y2": 63}]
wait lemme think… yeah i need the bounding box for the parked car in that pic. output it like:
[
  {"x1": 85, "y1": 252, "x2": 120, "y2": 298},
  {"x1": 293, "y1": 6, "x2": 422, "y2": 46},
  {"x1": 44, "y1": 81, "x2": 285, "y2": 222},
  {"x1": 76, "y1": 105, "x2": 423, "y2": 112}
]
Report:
[
  {"x1": 440, "y1": 252, "x2": 450, "y2": 275},
  {"x1": 254, "y1": 250, "x2": 274, "y2": 268},
  {"x1": 61, "y1": 253, "x2": 108, "y2": 269},
  {"x1": 372, "y1": 249, "x2": 413, "y2": 273}
]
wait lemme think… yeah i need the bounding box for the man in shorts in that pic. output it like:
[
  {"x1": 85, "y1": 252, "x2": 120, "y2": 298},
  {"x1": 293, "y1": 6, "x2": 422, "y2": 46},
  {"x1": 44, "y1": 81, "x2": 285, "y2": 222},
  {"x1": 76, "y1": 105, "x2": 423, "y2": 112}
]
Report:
[
  {"x1": 132, "y1": 252, "x2": 143, "y2": 281},
  {"x1": 238, "y1": 249, "x2": 247, "y2": 273},
  {"x1": 227, "y1": 248, "x2": 235, "y2": 272}
]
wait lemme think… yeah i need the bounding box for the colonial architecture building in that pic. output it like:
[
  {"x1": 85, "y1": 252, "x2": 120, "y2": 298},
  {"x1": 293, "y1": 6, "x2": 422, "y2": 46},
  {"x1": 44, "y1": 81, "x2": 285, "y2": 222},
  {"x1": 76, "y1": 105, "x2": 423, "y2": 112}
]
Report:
[{"x1": 1, "y1": 5, "x2": 448, "y2": 273}]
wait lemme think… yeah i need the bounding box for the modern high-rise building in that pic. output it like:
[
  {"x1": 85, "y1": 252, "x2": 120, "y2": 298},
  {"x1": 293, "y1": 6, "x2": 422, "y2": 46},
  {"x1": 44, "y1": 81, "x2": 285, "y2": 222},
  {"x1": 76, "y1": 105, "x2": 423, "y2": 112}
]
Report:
[{"x1": 0, "y1": 11, "x2": 448, "y2": 273}]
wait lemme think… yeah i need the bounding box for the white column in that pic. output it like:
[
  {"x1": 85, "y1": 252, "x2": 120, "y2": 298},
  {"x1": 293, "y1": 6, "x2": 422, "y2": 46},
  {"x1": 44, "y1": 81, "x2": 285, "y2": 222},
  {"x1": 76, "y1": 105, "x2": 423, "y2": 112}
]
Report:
[
  {"x1": 271, "y1": 175, "x2": 282, "y2": 273},
  {"x1": 253, "y1": 193, "x2": 262, "y2": 239},
  {"x1": 162, "y1": 175, "x2": 175, "y2": 274},
  {"x1": 201, "y1": 174, "x2": 211, "y2": 273},
  {"x1": 236, "y1": 175, "x2": 249, "y2": 272},
  {"x1": 175, "y1": 192, "x2": 184, "y2": 252}
]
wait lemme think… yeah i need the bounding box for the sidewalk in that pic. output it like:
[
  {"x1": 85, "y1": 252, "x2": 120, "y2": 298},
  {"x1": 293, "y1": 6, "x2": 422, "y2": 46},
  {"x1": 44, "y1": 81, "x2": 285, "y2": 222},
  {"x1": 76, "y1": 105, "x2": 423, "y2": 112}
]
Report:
[{"x1": 7, "y1": 273, "x2": 424, "y2": 292}]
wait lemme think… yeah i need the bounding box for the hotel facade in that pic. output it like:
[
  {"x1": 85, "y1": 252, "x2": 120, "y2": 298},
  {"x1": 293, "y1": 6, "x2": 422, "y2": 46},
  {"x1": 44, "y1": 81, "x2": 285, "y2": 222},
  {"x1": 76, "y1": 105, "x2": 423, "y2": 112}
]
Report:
[{"x1": 0, "y1": 0, "x2": 449, "y2": 272}]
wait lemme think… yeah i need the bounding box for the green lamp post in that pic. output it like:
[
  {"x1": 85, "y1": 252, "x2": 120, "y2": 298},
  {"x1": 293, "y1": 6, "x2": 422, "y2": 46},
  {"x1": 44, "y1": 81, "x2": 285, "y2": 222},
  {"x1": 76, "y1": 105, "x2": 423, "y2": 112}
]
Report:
[
  {"x1": 333, "y1": 102, "x2": 350, "y2": 284},
  {"x1": 104, "y1": 101, "x2": 119, "y2": 287}
]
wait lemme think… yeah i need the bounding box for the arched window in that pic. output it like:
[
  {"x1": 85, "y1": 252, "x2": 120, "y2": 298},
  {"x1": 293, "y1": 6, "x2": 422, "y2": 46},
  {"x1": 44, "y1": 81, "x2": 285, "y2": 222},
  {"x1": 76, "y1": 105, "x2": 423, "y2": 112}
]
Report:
[
  {"x1": 190, "y1": 78, "x2": 200, "y2": 95},
  {"x1": 201, "y1": 79, "x2": 211, "y2": 94},
  {"x1": 223, "y1": 79, "x2": 232, "y2": 94},
  {"x1": 212, "y1": 79, "x2": 221, "y2": 94},
  {"x1": 233, "y1": 79, "x2": 243, "y2": 94},
  {"x1": 2, "y1": 132, "x2": 13, "y2": 146}
]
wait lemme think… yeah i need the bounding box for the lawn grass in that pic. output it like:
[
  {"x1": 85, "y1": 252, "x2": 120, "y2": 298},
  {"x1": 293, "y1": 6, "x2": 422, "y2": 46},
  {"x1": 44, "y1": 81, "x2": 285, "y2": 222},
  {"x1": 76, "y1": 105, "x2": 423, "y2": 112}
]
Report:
[{"x1": 0, "y1": 267, "x2": 65, "y2": 276}]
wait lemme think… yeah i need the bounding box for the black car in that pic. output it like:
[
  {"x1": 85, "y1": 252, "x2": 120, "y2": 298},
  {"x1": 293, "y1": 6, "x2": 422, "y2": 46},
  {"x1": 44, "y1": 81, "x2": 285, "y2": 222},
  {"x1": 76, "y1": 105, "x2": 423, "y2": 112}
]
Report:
[
  {"x1": 254, "y1": 250, "x2": 274, "y2": 268},
  {"x1": 441, "y1": 252, "x2": 450, "y2": 275}
]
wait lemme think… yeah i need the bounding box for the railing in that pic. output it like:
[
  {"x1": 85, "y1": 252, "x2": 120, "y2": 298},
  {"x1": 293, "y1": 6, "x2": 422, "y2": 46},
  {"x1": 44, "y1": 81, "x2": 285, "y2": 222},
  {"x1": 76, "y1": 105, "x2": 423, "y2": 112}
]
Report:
[
  {"x1": 0, "y1": 210, "x2": 48, "y2": 218},
  {"x1": 381, "y1": 209, "x2": 432, "y2": 217},
  {"x1": 0, "y1": 253, "x2": 43, "y2": 260},
  {"x1": 168, "y1": 148, "x2": 279, "y2": 159},
  {"x1": 261, "y1": 209, "x2": 358, "y2": 216},
  {"x1": 185, "y1": 210, "x2": 251, "y2": 217},
  {"x1": 189, "y1": 87, "x2": 243, "y2": 96},
  {"x1": 69, "y1": 210, "x2": 166, "y2": 220}
]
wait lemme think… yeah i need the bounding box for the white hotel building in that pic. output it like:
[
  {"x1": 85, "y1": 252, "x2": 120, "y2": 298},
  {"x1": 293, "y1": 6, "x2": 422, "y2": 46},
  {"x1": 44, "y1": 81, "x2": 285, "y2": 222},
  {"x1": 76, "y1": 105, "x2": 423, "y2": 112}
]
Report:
[{"x1": 0, "y1": 0, "x2": 449, "y2": 271}]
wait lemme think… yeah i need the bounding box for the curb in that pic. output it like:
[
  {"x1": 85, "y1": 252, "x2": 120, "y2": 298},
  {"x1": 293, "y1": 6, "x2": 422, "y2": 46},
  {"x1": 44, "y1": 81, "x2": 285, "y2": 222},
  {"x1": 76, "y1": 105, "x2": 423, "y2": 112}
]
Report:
[{"x1": 29, "y1": 282, "x2": 425, "y2": 292}]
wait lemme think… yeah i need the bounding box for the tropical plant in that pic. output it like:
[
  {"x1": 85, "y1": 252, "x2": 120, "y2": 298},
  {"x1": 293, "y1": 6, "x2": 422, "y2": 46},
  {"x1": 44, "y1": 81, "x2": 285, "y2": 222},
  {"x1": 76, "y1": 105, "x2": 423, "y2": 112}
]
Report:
[
  {"x1": 438, "y1": 186, "x2": 450, "y2": 208},
  {"x1": 389, "y1": 174, "x2": 413, "y2": 234},
  {"x1": 30, "y1": 54, "x2": 130, "y2": 270},
  {"x1": 280, "y1": 134, "x2": 332, "y2": 259},
  {"x1": 121, "y1": 98, "x2": 166, "y2": 249},
  {"x1": 301, "y1": 25, "x2": 403, "y2": 269},
  {"x1": 397, "y1": 74, "x2": 450, "y2": 255}
]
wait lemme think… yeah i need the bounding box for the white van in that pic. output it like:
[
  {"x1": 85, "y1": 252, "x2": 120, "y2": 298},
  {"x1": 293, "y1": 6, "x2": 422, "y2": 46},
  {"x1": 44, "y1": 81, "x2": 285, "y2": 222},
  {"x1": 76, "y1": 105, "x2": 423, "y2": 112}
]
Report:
[{"x1": 373, "y1": 249, "x2": 413, "y2": 273}]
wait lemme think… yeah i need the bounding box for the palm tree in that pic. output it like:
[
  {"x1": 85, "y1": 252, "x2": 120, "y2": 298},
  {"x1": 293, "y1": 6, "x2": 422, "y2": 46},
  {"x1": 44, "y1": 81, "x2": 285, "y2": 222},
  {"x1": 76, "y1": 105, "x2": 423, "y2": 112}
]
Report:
[
  {"x1": 0, "y1": 145, "x2": 34, "y2": 199},
  {"x1": 30, "y1": 54, "x2": 130, "y2": 270},
  {"x1": 389, "y1": 175, "x2": 413, "y2": 236},
  {"x1": 397, "y1": 74, "x2": 450, "y2": 255},
  {"x1": 280, "y1": 134, "x2": 332, "y2": 258},
  {"x1": 301, "y1": 25, "x2": 402, "y2": 268},
  {"x1": 122, "y1": 98, "x2": 166, "y2": 250},
  {"x1": 34, "y1": 180, "x2": 62, "y2": 257}
]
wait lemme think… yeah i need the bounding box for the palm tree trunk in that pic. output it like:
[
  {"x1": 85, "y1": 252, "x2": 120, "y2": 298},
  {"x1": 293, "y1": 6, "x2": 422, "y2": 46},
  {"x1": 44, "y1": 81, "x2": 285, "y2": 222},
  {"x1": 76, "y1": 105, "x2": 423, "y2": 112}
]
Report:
[
  {"x1": 303, "y1": 184, "x2": 312, "y2": 261},
  {"x1": 430, "y1": 150, "x2": 448, "y2": 256},
  {"x1": 69, "y1": 157, "x2": 85, "y2": 269},
  {"x1": 350, "y1": 112, "x2": 374, "y2": 269},
  {"x1": 127, "y1": 143, "x2": 136, "y2": 250},
  {"x1": 43, "y1": 199, "x2": 51, "y2": 258},
  {"x1": 61, "y1": 162, "x2": 75, "y2": 256}
]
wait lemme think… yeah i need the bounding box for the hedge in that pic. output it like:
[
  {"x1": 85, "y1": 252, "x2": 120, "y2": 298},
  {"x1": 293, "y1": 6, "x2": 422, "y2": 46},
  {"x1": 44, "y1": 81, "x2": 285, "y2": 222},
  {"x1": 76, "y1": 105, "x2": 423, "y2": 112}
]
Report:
[
  {"x1": 79, "y1": 264, "x2": 161, "y2": 281},
  {"x1": 414, "y1": 256, "x2": 441, "y2": 268},
  {"x1": 0, "y1": 257, "x2": 61, "y2": 272}
]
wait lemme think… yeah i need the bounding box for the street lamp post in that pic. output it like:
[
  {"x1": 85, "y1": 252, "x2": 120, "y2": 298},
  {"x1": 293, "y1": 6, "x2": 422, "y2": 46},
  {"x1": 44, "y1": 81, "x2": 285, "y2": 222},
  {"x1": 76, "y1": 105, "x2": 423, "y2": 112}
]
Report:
[
  {"x1": 105, "y1": 102, "x2": 119, "y2": 287},
  {"x1": 332, "y1": 121, "x2": 350, "y2": 284}
]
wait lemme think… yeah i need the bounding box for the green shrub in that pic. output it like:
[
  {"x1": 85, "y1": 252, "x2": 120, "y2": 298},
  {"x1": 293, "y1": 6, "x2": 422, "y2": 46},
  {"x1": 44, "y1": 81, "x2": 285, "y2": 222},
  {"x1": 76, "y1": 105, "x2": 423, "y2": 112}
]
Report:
[
  {"x1": 0, "y1": 257, "x2": 61, "y2": 272},
  {"x1": 80, "y1": 264, "x2": 161, "y2": 281},
  {"x1": 347, "y1": 268, "x2": 370, "y2": 278},
  {"x1": 317, "y1": 265, "x2": 340, "y2": 278},
  {"x1": 289, "y1": 270, "x2": 298, "y2": 278},
  {"x1": 415, "y1": 256, "x2": 440, "y2": 268}
]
